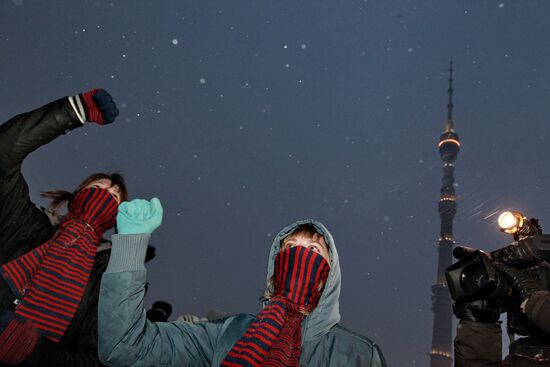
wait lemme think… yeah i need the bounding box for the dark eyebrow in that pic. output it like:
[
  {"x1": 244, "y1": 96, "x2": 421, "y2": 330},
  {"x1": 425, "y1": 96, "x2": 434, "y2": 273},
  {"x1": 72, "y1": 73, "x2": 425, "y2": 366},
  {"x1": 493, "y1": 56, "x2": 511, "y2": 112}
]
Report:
[
  {"x1": 308, "y1": 241, "x2": 323, "y2": 249},
  {"x1": 310, "y1": 240, "x2": 329, "y2": 253},
  {"x1": 282, "y1": 236, "x2": 296, "y2": 244}
]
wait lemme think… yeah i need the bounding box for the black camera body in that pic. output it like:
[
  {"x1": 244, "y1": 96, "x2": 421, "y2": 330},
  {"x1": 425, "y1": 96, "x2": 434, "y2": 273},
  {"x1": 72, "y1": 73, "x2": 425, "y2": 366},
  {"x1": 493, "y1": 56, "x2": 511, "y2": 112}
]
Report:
[
  {"x1": 446, "y1": 234, "x2": 550, "y2": 302},
  {"x1": 446, "y1": 234, "x2": 550, "y2": 335},
  {"x1": 446, "y1": 249, "x2": 507, "y2": 302}
]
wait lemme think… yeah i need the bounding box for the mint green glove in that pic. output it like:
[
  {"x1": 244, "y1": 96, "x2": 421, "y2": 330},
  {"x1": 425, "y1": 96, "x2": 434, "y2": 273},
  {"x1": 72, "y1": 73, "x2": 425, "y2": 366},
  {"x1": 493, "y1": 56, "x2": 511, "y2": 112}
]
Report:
[{"x1": 116, "y1": 198, "x2": 163, "y2": 235}]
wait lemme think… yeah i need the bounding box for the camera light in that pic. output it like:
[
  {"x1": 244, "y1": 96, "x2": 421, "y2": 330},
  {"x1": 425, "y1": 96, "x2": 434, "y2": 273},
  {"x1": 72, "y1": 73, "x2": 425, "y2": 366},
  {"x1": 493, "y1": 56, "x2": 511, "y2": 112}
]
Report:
[{"x1": 498, "y1": 211, "x2": 524, "y2": 234}]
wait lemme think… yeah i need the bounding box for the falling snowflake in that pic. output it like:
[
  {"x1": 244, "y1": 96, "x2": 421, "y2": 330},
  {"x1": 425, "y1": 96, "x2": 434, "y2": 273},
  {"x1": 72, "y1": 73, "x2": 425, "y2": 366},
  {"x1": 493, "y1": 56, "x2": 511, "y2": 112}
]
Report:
[
  {"x1": 199, "y1": 78, "x2": 206, "y2": 84},
  {"x1": 172, "y1": 38, "x2": 179, "y2": 45}
]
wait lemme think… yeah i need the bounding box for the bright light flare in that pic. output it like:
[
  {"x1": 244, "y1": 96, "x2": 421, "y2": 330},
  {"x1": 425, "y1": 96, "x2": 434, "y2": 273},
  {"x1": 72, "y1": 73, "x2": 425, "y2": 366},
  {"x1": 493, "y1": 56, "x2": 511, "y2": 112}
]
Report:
[
  {"x1": 498, "y1": 212, "x2": 516, "y2": 229},
  {"x1": 498, "y1": 211, "x2": 524, "y2": 233}
]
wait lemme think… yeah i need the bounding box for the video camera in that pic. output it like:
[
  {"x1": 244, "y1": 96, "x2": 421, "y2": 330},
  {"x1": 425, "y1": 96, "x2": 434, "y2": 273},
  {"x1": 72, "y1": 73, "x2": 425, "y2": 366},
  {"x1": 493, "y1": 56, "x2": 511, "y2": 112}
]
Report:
[
  {"x1": 446, "y1": 211, "x2": 550, "y2": 303},
  {"x1": 446, "y1": 211, "x2": 550, "y2": 335}
]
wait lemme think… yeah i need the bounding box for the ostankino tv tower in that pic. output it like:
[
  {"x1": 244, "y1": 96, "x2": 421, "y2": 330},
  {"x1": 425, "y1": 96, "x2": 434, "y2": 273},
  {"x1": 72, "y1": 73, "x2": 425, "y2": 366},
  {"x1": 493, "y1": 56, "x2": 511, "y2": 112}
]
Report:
[{"x1": 430, "y1": 61, "x2": 460, "y2": 367}]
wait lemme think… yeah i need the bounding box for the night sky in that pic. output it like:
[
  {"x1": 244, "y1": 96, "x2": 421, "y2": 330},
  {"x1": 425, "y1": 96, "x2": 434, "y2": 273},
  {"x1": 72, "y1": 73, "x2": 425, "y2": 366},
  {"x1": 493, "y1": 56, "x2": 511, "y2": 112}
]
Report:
[{"x1": 2, "y1": 1, "x2": 550, "y2": 366}]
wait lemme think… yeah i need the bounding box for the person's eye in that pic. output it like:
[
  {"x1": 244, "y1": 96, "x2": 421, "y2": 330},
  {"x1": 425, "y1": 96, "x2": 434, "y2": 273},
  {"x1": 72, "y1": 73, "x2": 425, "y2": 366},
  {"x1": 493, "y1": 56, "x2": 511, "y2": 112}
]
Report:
[{"x1": 309, "y1": 245, "x2": 320, "y2": 253}]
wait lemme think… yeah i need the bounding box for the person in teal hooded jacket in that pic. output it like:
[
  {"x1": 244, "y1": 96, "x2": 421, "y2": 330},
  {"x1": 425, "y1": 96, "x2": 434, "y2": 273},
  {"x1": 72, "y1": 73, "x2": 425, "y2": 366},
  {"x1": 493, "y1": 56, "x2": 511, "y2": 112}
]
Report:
[{"x1": 98, "y1": 198, "x2": 387, "y2": 367}]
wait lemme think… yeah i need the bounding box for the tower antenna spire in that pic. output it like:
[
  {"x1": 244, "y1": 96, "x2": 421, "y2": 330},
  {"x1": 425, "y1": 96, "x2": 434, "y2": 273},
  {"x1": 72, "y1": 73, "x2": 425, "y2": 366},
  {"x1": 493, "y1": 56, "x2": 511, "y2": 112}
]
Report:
[{"x1": 446, "y1": 59, "x2": 454, "y2": 131}]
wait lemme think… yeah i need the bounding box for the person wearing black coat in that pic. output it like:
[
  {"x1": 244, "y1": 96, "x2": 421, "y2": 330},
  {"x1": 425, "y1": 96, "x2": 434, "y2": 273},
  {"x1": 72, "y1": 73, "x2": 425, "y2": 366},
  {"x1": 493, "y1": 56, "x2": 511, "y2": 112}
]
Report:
[
  {"x1": 0, "y1": 90, "x2": 124, "y2": 366},
  {"x1": 454, "y1": 264, "x2": 550, "y2": 366}
]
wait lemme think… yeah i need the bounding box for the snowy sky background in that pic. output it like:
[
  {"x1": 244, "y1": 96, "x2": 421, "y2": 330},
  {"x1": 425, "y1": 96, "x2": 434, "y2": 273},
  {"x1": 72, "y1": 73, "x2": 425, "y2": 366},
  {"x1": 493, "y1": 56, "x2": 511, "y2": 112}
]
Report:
[{"x1": 2, "y1": 1, "x2": 550, "y2": 366}]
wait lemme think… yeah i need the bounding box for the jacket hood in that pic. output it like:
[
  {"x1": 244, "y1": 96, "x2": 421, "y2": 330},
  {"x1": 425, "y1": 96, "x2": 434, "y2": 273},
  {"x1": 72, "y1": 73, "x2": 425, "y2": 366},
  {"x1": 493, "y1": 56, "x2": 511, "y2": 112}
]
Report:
[{"x1": 266, "y1": 219, "x2": 341, "y2": 341}]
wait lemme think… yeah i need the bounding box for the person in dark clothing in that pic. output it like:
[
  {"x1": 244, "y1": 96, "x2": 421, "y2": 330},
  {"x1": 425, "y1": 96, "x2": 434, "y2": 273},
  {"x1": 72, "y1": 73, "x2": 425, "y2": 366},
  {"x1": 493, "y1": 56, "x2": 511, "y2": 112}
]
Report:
[
  {"x1": 0, "y1": 89, "x2": 125, "y2": 366},
  {"x1": 146, "y1": 301, "x2": 173, "y2": 323},
  {"x1": 454, "y1": 255, "x2": 550, "y2": 366}
]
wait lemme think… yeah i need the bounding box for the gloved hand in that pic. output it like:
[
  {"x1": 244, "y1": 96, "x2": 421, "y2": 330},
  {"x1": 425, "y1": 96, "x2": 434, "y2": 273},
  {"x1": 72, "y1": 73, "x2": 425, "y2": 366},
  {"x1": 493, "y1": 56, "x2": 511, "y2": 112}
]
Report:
[
  {"x1": 453, "y1": 300, "x2": 503, "y2": 323},
  {"x1": 453, "y1": 245, "x2": 489, "y2": 260},
  {"x1": 116, "y1": 198, "x2": 163, "y2": 235},
  {"x1": 146, "y1": 301, "x2": 173, "y2": 323},
  {"x1": 491, "y1": 240, "x2": 542, "y2": 267},
  {"x1": 493, "y1": 263, "x2": 544, "y2": 305},
  {"x1": 80, "y1": 88, "x2": 119, "y2": 125},
  {"x1": 0, "y1": 312, "x2": 39, "y2": 365}
]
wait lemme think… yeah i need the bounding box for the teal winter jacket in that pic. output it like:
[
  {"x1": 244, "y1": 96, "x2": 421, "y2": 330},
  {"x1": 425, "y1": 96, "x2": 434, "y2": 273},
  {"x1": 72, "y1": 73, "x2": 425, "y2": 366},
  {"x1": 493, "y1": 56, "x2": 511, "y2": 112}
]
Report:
[{"x1": 98, "y1": 219, "x2": 387, "y2": 366}]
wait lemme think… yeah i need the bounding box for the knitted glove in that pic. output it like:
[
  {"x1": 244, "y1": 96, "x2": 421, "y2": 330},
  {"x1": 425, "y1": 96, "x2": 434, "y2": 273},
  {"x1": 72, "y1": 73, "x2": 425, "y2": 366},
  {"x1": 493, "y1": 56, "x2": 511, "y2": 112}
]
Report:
[
  {"x1": 116, "y1": 198, "x2": 163, "y2": 235},
  {"x1": 0, "y1": 312, "x2": 39, "y2": 365},
  {"x1": 72, "y1": 88, "x2": 119, "y2": 125},
  {"x1": 493, "y1": 263, "x2": 544, "y2": 304}
]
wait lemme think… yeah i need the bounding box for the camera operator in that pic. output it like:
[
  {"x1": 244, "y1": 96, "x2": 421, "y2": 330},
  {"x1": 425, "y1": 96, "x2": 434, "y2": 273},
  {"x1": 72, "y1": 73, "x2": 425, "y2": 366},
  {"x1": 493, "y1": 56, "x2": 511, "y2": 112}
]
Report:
[{"x1": 453, "y1": 245, "x2": 550, "y2": 367}]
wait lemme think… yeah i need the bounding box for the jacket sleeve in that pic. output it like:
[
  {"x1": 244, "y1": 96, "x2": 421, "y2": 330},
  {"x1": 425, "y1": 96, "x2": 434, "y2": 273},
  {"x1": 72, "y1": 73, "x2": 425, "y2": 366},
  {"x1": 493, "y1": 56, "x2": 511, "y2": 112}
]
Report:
[
  {"x1": 454, "y1": 320, "x2": 502, "y2": 367},
  {"x1": 371, "y1": 344, "x2": 387, "y2": 367},
  {"x1": 525, "y1": 291, "x2": 550, "y2": 335},
  {"x1": 98, "y1": 234, "x2": 225, "y2": 367},
  {"x1": 0, "y1": 97, "x2": 83, "y2": 259}
]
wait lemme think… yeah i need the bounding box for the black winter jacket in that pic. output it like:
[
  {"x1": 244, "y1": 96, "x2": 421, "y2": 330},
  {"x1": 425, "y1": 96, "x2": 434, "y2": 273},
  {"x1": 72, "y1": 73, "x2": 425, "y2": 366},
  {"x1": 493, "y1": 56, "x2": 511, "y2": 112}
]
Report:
[
  {"x1": 0, "y1": 97, "x2": 108, "y2": 366},
  {"x1": 454, "y1": 291, "x2": 550, "y2": 367}
]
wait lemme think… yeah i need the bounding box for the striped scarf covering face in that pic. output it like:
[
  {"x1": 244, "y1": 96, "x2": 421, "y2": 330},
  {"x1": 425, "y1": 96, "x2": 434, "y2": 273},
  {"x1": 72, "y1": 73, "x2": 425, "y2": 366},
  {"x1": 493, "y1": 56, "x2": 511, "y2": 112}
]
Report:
[
  {"x1": 0, "y1": 187, "x2": 118, "y2": 342},
  {"x1": 221, "y1": 246, "x2": 330, "y2": 367}
]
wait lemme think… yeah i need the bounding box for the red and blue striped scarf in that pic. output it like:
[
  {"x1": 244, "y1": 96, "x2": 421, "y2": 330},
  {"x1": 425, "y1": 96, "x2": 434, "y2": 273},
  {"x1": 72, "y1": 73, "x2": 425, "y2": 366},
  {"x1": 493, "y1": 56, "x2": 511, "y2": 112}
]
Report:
[
  {"x1": 0, "y1": 187, "x2": 118, "y2": 342},
  {"x1": 221, "y1": 245, "x2": 330, "y2": 367}
]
